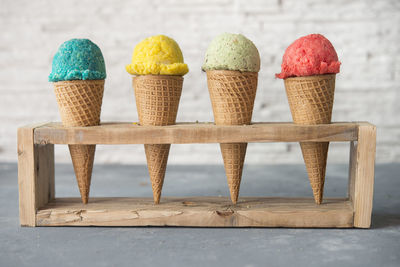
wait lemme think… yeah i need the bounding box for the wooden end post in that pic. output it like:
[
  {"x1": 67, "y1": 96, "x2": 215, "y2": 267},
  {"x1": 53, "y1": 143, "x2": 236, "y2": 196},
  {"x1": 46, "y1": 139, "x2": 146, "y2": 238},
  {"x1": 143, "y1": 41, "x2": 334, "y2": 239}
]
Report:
[
  {"x1": 348, "y1": 123, "x2": 376, "y2": 228},
  {"x1": 18, "y1": 124, "x2": 55, "y2": 226}
]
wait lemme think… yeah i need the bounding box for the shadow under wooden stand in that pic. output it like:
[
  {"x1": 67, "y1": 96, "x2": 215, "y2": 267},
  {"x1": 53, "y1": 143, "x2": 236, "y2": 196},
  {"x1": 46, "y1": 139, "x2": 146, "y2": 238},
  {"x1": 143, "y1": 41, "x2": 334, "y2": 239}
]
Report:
[{"x1": 18, "y1": 122, "x2": 376, "y2": 228}]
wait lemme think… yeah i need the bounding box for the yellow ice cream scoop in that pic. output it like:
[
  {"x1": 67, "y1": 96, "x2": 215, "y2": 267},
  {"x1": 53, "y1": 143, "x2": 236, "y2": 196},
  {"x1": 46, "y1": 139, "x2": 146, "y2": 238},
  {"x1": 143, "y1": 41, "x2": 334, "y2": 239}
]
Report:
[{"x1": 126, "y1": 35, "x2": 189, "y2": 76}]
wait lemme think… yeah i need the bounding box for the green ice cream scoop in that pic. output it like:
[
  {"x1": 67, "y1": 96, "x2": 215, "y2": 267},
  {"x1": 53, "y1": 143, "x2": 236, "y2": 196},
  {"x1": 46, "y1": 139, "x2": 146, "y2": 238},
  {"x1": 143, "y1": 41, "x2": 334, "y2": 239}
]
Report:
[
  {"x1": 202, "y1": 33, "x2": 260, "y2": 72},
  {"x1": 49, "y1": 39, "x2": 106, "y2": 82}
]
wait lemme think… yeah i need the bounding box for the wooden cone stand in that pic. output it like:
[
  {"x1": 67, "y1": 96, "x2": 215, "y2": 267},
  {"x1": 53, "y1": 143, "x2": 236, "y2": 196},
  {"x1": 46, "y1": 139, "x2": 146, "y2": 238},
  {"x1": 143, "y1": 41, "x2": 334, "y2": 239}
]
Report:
[{"x1": 18, "y1": 121, "x2": 376, "y2": 228}]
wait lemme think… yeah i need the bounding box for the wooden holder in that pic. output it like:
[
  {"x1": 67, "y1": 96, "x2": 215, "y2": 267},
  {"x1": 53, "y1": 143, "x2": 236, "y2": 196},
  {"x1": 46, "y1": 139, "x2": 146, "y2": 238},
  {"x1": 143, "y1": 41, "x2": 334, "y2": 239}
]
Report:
[{"x1": 18, "y1": 122, "x2": 376, "y2": 228}]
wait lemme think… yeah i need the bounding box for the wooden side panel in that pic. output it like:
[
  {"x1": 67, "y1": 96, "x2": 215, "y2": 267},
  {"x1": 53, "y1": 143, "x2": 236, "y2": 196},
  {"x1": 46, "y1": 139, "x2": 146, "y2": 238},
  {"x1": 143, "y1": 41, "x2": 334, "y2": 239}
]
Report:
[
  {"x1": 17, "y1": 127, "x2": 36, "y2": 226},
  {"x1": 18, "y1": 123, "x2": 54, "y2": 226},
  {"x1": 352, "y1": 123, "x2": 377, "y2": 228},
  {"x1": 36, "y1": 197, "x2": 354, "y2": 228}
]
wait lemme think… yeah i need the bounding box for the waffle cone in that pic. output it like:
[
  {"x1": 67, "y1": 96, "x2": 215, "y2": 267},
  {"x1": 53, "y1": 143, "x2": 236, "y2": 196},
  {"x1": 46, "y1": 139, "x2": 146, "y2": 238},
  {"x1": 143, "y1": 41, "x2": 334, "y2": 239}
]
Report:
[
  {"x1": 54, "y1": 80, "x2": 104, "y2": 204},
  {"x1": 133, "y1": 75, "x2": 183, "y2": 204},
  {"x1": 206, "y1": 70, "x2": 258, "y2": 204},
  {"x1": 284, "y1": 74, "x2": 336, "y2": 204}
]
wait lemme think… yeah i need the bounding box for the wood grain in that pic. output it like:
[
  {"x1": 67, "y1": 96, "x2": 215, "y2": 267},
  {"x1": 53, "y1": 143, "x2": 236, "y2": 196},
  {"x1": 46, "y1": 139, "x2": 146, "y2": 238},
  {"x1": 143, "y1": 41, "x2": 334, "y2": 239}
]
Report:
[
  {"x1": 352, "y1": 123, "x2": 376, "y2": 228},
  {"x1": 36, "y1": 197, "x2": 354, "y2": 228},
  {"x1": 33, "y1": 122, "x2": 359, "y2": 145}
]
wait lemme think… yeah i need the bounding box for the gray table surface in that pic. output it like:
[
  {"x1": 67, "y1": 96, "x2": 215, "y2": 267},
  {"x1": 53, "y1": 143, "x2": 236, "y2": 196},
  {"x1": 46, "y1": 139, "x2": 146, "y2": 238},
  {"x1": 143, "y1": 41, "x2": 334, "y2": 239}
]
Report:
[{"x1": 0, "y1": 162, "x2": 399, "y2": 267}]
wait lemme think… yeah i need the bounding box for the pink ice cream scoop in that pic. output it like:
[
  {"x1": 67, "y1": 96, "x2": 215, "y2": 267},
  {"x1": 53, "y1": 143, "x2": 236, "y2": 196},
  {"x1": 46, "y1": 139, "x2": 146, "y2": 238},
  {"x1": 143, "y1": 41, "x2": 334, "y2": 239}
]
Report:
[{"x1": 276, "y1": 34, "x2": 341, "y2": 79}]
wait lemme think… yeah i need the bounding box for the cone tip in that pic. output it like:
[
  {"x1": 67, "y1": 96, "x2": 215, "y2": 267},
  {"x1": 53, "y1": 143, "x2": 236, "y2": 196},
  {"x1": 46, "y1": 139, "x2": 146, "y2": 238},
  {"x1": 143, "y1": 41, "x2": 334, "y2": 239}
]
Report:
[
  {"x1": 313, "y1": 194, "x2": 323, "y2": 204},
  {"x1": 230, "y1": 194, "x2": 238, "y2": 204},
  {"x1": 81, "y1": 196, "x2": 89, "y2": 204},
  {"x1": 153, "y1": 193, "x2": 161, "y2": 204}
]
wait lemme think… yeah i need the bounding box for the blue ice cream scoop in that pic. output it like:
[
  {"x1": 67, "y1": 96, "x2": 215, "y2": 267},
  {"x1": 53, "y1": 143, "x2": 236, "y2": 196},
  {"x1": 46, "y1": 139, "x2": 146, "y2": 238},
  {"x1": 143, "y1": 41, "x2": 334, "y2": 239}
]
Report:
[{"x1": 49, "y1": 39, "x2": 106, "y2": 82}]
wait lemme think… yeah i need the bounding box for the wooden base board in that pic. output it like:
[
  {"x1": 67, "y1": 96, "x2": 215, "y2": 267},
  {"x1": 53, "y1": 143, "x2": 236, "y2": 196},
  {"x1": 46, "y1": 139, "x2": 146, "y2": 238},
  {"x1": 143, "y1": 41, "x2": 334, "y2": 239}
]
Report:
[{"x1": 36, "y1": 197, "x2": 354, "y2": 228}]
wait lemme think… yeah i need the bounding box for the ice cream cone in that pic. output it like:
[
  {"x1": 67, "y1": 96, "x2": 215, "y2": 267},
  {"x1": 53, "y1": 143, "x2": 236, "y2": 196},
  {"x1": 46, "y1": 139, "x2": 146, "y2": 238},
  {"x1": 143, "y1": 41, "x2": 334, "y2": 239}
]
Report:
[
  {"x1": 133, "y1": 75, "x2": 183, "y2": 204},
  {"x1": 68, "y1": 144, "x2": 96, "y2": 204},
  {"x1": 53, "y1": 80, "x2": 104, "y2": 204},
  {"x1": 284, "y1": 74, "x2": 335, "y2": 204},
  {"x1": 206, "y1": 70, "x2": 258, "y2": 203}
]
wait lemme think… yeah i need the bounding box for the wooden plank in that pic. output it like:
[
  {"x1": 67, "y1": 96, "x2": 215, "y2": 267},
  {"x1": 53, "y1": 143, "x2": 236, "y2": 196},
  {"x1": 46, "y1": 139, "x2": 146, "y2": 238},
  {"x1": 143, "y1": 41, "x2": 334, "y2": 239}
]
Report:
[
  {"x1": 36, "y1": 197, "x2": 354, "y2": 227},
  {"x1": 34, "y1": 122, "x2": 358, "y2": 145},
  {"x1": 352, "y1": 123, "x2": 376, "y2": 228},
  {"x1": 35, "y1": 144, "x2": 55, "y2": 208},
  {"x1": 17, "y1": 123, "x2": 50, "y2": 226}
]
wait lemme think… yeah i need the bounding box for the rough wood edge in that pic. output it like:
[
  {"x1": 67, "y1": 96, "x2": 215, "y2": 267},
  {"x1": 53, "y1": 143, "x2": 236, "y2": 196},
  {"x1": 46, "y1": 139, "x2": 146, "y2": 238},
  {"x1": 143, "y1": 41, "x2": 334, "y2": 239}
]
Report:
[
  {"x1": 352, "y1": 123, "x2": 377, "y2": 228},
  {"x1": 36, "y1": 197, "x2": 354, "y2": 228},
  {"x1": 33, "y1": 122, "x2": 359, "y2": 145}
]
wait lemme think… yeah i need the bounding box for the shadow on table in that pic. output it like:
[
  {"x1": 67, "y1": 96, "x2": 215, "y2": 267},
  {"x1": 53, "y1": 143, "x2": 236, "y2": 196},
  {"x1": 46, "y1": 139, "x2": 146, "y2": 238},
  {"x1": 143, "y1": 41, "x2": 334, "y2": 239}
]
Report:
[{"x1": 371, "y1": 213, "x2": 400, "y2": 229}]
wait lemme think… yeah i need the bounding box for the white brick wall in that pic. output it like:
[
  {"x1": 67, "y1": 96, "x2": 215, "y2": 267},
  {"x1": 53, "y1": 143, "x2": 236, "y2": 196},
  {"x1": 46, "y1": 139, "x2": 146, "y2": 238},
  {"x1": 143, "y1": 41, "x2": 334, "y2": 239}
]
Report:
[{"x1": 1, "y1": 0, "x2": 399, "y2": 164}]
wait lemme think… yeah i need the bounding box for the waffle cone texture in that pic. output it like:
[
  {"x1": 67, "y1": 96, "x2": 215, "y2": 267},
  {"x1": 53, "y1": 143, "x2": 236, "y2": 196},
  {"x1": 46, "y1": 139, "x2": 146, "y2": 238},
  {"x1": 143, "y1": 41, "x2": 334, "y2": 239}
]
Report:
[
  {"x1": 206, "y1": 70, "x2": 258, "y2": 204},
  {"x1": 284, "y1": 74, "x2": 335, "y2": 204},
  {"x1": 53, "y1": 80, "x2": 104, "y2": 204},
  {"x1": 133, "y1": 75, "x2": 183, "y2": 204}
]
